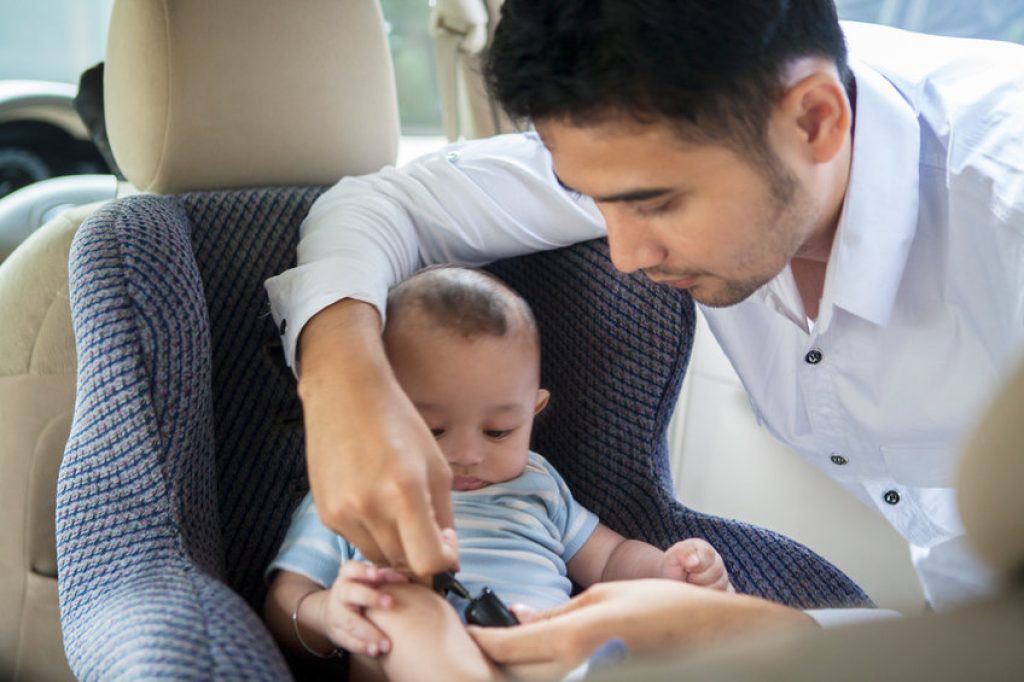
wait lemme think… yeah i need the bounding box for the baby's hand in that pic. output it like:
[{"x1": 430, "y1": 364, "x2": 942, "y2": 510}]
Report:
[
  {"x1": 322, "y1": 561, "x2": 409, "y2": 657},
  {"x1": 661, "y1": 538, "x2": 734, "y2": 592}
]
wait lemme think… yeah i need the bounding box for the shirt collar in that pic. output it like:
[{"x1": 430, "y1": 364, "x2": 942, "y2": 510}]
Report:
[{"x1": 822, "y1": 58, "x2": 921, "y2": 328}]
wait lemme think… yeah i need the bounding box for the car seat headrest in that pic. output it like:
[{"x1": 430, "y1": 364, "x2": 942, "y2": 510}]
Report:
[
  {"x1": 104, "y1": 0, "x2": 399, "y2": 194},
  {"x1": 957, "y1": 354, "x2": 1024, "y2": 585}
]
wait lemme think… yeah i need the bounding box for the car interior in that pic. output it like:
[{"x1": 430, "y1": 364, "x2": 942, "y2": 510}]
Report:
[{"x1": 0, "y1": 1, "x2": 1021, "y2": 680}]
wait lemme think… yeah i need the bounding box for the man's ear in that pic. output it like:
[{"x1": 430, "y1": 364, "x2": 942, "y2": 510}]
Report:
[
  {"x1": 777, "y1": 70, "x2": 851, "y2": 165},
  {"x1": 534, "y1": 388, "x2": 551, "y2": 415}
]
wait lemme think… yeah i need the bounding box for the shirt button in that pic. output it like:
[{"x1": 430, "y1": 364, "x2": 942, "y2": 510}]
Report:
[
  {"x1": 830, "y1": 454, "x2": 848, "y2": 466},
  {"x1": 446, "y1": 151, "x2": 460, "y2": 162},
  {"x1": 804, "y1": 349, "x2": 823, "y2": 365},
  {"x1": 278, "y1": 318, "x2": 287, "y2": 336},
  {"x1": 883, "y1": 490, "x2": 901, "y2": 505}
]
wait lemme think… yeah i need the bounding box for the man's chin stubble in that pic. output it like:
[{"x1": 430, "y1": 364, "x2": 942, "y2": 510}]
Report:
[{"x1": 690, "y1": 277, "x2": 770, "y2": 308}]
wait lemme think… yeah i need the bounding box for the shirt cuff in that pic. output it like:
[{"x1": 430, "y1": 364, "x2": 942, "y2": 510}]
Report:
[
  {"x1": 264, "y1": 256, "x2": 392, "y2": 373},
  {"x1": 804, "y1": 607, "x2": 903, "y2": 628}
]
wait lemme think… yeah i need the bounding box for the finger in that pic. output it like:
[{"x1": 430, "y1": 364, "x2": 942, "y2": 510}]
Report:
[
  {"x1": 330, "y1": 521, "x2": 388, "y2": 567},
  {"x1": 686, "y1": 569, "x2": 722, "y2": 587},
  {"x1": 509, "y1": 603, "x2": 541, "y2": 623},
  {"x1": 519, "y1": 589, "x2": 598, "y2": 622},
  {"x1": 469, "y1": 621, "x2": 563, "y2": 665},
  {"x1": 339, "y1": 560, "x2": 378, "y2": 581},
  {"x1": 375, "y1": 566, "x2": 412, "y2": 584},
  {"x1": 361, "y1": 516, "x2": 411, "y2": 571},
  {"x1": 686, "y1": 557, "x2": 728, "y2": 588},
  {"x1": 340, "y1": 561, "x2": 410, "y2": 587},
  {"x1": 337, "y1": 581, "x2": 394, "y2": 610},
  {"x1": 326, "y1": 609, "x2": 391, "y2": 656},
  {"x1": 683, "y1": 546, "x2": 703, "y2": 571},
  {"x1": 441, "y1": 527, "x2": 460, "y2": 556},
  {"x1": 428, "y1": 454, "x2": 455, "y2": 529},
  {"x1": 397, "y1": 491, "x2": 456, "y2": 577},
  {"x1": 469, "y1": 610, "x2": 596, "y2": 666},
  {"x1": 661, "y1": 553, "x2": 687, "y2": 581}
]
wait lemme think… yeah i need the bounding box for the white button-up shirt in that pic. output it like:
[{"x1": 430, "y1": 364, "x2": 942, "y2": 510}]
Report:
[{"x1": 265, "y1": 23, "x2": 1024, "y2": 610}]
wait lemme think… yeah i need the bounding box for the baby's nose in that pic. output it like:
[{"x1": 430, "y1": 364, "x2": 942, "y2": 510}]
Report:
[{"x1": 446, "y1": 436, "x2": 483, "y2": 467}]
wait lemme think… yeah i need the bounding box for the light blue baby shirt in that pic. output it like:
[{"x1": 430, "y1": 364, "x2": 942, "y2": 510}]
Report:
[{"x1": 268, "y1": 451, "x2": 600, "y2": 614}]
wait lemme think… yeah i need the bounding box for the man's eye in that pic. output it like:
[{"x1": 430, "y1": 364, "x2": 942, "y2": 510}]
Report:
[
  {"x1": 484, "y1": 429, "x2": 513, "y2": 440},
  {"x1": 632, "y1": 200, "x2": 673, "y2": 218},
  {"x1": 430, "y1": 428, "x2": 446, "y2": 438}
]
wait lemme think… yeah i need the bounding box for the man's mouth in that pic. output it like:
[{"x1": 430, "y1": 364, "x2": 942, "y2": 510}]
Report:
[{"x1": 649, "y1": 273, "x2": 699, "y2": 289}]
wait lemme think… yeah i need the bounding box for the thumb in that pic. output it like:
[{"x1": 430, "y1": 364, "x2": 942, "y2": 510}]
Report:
[
  {"x1": 521, "y1": 589, "x2": 600, "y2": 623},
  {"x1": 509, "y1": 603, "x2": 541, "y2": 623}
]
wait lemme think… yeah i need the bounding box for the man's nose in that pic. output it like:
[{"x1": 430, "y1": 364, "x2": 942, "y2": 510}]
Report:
[{"x1": 604, "y1": 211, "x2": 666, "y2": 274}]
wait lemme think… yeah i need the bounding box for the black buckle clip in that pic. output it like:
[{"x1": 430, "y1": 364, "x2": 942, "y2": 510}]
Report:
[{"x1": 433, "y1": 571, "x2": 520, "y2": 627}]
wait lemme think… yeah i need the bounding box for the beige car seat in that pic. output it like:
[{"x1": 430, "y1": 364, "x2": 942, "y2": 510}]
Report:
[
  {"x1": 0, "y1": 1, "x2": 398, "y2": 679},
  {"x1": 589, "y1": 354, "x2": 1024, "y2": 681},
  {"x1": 0, "y1": 203, "x2": 95, "y2": 681}
]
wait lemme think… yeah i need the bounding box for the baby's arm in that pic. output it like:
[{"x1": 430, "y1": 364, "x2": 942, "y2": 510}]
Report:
[
  {"x1": 265, "y1": 563, "x2": 406, "y2": 659},
  {"x1": 265, "y1": 566, "x2": 498, "y2": 682},
  {"x1": 264, "y1": 570, "x2": 338, "y2": 658},
  {"x1": 567, "y1": 523, "x2": 732, "y2": 591}
]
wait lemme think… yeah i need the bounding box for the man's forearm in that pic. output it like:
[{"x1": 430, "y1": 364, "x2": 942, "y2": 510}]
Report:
[
  {"x1": 292, "y1": 297, "x2": 456, "y2": 570},
  {"x1": 297, "y1": 298, "x2": 386, "y2": 389}
]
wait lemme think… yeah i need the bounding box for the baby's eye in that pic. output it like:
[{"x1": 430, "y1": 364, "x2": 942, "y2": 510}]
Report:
[
  {"x1": 484, "y1": 429, "x2": 513, "y2": 440},
  {"x1": 430, "y1": 428, "x2": 446, "y2": 438}
]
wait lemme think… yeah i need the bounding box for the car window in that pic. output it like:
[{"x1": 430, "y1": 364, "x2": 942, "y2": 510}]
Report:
[
  {"x1": 381, "y1": 0, "x2": 443, "y2": 135},
  {"x1": 835, "y1": 0, "x2": 1024, "y2": 42},
  {"x1": 0, "y1": 0, "x2": 113, "y2": 82}
]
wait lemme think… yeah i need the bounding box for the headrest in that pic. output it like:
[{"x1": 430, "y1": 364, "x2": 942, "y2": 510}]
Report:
[
  {"x1": 957, "y1": 354, "x2": 1024, "y2": 583},
  {"x1": 104, "y1": 0, "x2": 399, "y2": 194}
]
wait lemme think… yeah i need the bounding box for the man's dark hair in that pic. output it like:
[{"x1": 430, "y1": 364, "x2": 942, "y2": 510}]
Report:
[
  {"x1": 386, "y1": 265, "x2": 538, "y2": 345},
  {"x1": 485, "y1": 0, "x2": 850, "y2": 157}
]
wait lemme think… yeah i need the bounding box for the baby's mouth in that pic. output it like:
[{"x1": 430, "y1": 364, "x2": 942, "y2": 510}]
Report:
[{"x1": 452, "y1": 475, "x2": 487, "y2": 491}]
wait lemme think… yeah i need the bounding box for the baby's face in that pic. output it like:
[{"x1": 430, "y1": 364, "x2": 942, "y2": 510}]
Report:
[{"x1": 386, "y1": 316, "x2": 548, "y2": 491}]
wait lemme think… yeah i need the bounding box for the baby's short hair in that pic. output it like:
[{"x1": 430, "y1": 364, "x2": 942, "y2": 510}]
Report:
[{"x1": 385, "y1": 265, "x2": 538, "y2": 346}]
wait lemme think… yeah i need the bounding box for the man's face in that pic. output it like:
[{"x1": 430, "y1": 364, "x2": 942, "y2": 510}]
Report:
[
  {"x1": 385, "y1": 312, "x2": 547, "y2": 491},
  {"x1": 536, "y1": 117, "x2": 821, "y2": 307}
]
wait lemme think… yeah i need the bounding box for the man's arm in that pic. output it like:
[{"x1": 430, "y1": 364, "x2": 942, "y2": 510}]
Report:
[
  {"x1": 470, "y1": 580, "x2": 815, "y2": 671},
  {"x1": 297, "y1": 299, "x2": 457, "y2": 572},
  {"x1": 266, "y1": 133, "x2": 605, "y2": 576},
  {"x1": 266, "y1": 132, "x2": 605, "y2": 369}
]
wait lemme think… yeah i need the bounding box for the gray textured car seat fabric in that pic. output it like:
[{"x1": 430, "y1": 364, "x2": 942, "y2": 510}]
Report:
[{"x1": 57, "y1": 188, "x2": 871, "y2": 679}]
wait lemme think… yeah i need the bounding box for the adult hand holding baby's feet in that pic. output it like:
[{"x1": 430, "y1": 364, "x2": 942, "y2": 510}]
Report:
[{"x1": 661, "y1": 538, "x2": 735, "y2": 593}]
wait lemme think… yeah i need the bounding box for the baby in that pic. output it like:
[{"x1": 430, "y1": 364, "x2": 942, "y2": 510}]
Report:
[{"x1": 264, "y1": 266, "x2": 732, "y2": 681}]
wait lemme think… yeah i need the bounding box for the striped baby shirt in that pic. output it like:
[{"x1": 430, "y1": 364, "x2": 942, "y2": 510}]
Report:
[{"x1": 268, "y1": 451, "x2": 600, "y2": 615}]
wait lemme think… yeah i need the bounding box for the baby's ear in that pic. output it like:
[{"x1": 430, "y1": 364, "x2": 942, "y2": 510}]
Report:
[{"x1": 534, "y1": 388, "x2": 551, "y2": 415}]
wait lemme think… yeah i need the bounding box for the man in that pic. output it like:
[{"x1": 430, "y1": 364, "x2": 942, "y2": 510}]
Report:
[{"x1": 264, "y1": 0, "x2": 1024, "y2": 661}]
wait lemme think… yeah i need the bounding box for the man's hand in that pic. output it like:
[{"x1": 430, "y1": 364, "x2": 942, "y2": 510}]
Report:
[
  {"x1": 298, "y1": 299, "x2": 457, "y2": 577},
  {"x1": 662, "y1": 538, "x2": 734, "y2": 592},
  {"x1": 469, "y1": 580, "x2": 814, "y2": 674}
]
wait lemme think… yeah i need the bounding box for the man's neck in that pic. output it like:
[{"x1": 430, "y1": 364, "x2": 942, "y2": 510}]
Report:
[{"x1": 790, "y1": 257, "x2": 828, "y2": 322}]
